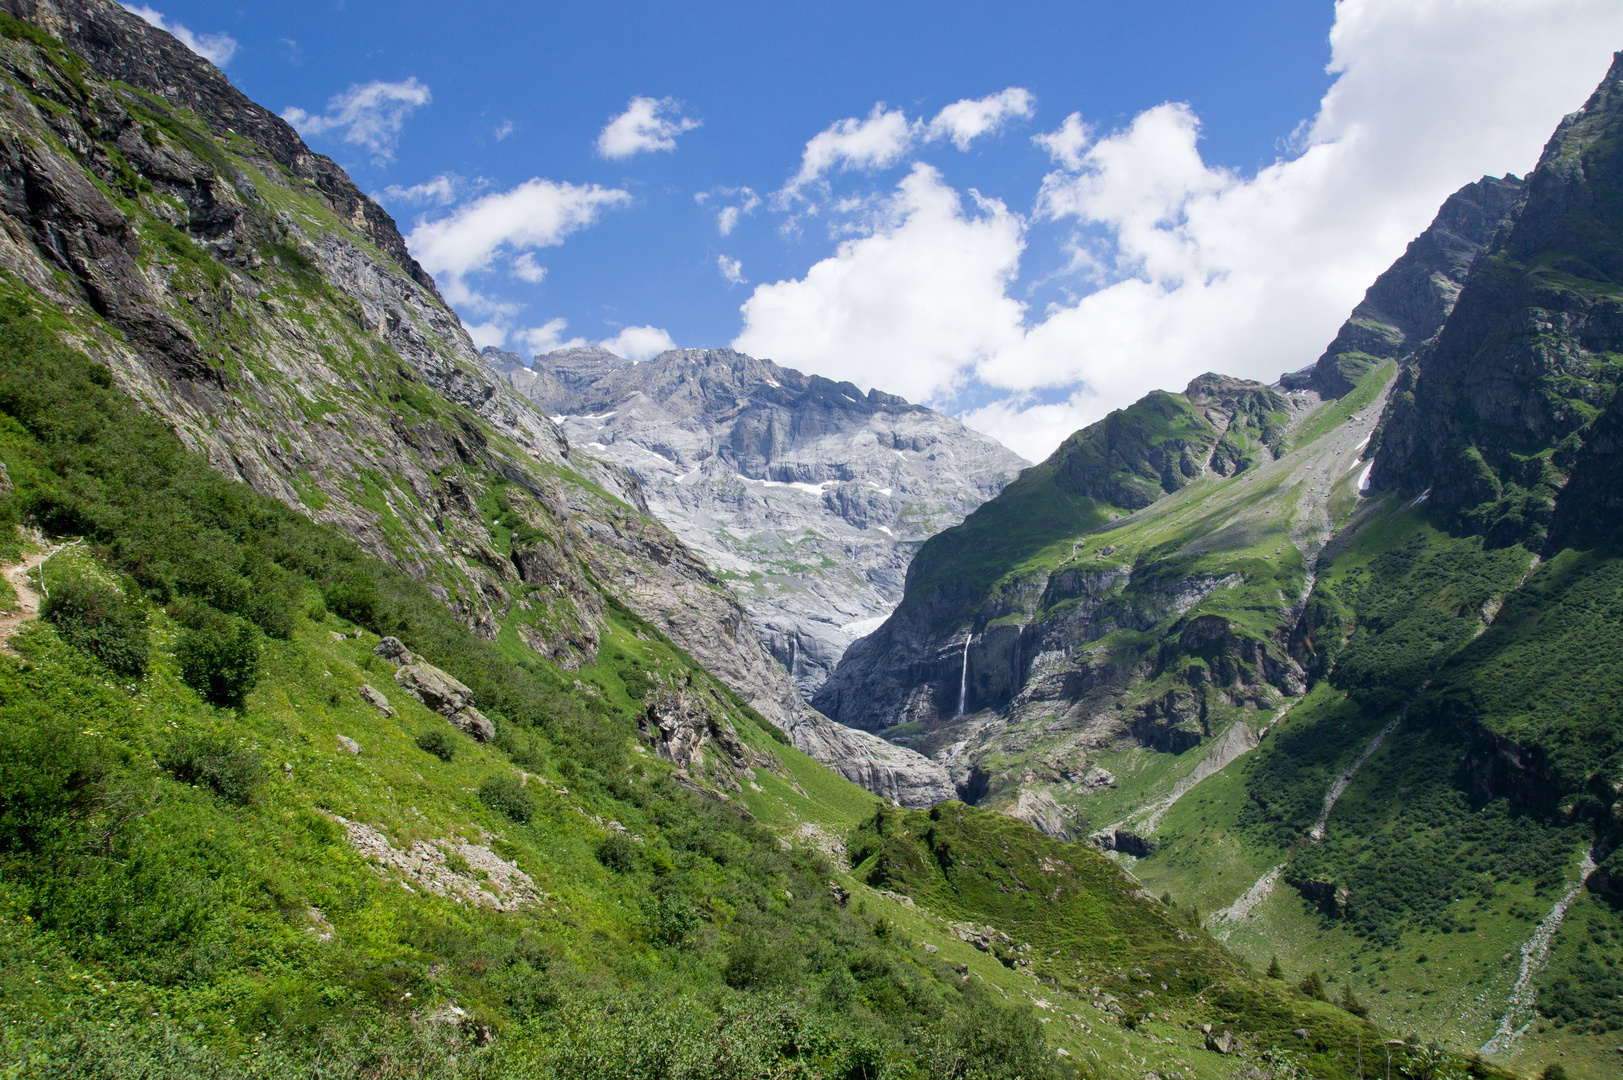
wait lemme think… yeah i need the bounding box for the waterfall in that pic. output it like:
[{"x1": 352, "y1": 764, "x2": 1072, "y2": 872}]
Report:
[
  {"x1": 789, "y1": 636, "x2": 797, "y2": 678},
  {"x1": 957, "y1": 634, "x2": 972, "y2": 718}
]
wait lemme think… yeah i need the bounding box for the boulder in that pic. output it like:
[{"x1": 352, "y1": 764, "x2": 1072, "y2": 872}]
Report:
[
  {"x1": 392, "y1": 658, "x2": 495, "y2": 741},
  {"x1": 336, "y1": 735, "x2": 360, "y2": 755},
  {"x1": 358, "y1": 683, "x2": 395, "y2": 716},
  {"x1": 1205, "y1": 1029, "x2": 1235, "y2": 1054},
  {"x1": 373, "y1": 636, "x2": 417, "y2": 665}
]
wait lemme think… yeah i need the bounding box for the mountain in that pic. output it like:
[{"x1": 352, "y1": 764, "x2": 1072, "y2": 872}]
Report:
[
  {"x1": 0, "y1": 0, "x2": 964, "y2": 808},
  {"x1": 485, "y1": 345, "x2": 1028, "y2": 697},
  {"x1": 815, "y1": 49, "x2": 1623, "y2": 1077},
  {"x1": 0, "y1": 5, "x2": 1472, "y2": 1076}
]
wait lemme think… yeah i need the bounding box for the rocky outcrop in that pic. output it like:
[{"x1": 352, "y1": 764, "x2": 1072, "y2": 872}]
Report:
[
  {"x1": 374, "y1": 638, "x2": 496, "y2": 740},
  {"x1": 1371, "y1": 53, "x2": 1623, "y2": 547},
  {"x1": 0, "y1": 0, "x2": 442, "y2": 297},
  {"x1": 497, "y1": 346, "x2": 1026, "y2": 696},
  {"x1": 1281, "y1": 173, "x2": 1524, "y2": 396}
]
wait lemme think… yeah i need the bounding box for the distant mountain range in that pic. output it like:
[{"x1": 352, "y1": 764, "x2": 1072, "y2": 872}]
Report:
[{"x1": 481, "y1": 344, "x2": 1027, "y2": 697}]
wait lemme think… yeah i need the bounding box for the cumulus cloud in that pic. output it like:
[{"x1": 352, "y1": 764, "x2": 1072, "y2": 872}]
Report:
[
  {"x1": 742, "y1": 0, "x2": 1623, "y2": 461},
  {"x1": 283, "y1": 78, "x2": 431, "y2": 165},
  {"x1": 404, "y1": 178, "x2": 631, "y2": 313},
  {"x1": 718, "y1": 255, "x2": 746, "y2": 285},
  {"x1": 597, "y1": 96, "x2": 701, "y2": 159},
  {"x1": 1033, "y1": 111, "x2": 1090, "y2": 171},
  {"x1": 736, "y1": 164, "x2": 1025, "y2": 403},
  {"x1": 777, "y1": 89, "x2": 1035, "y2": 205},
  {"x1": 122, "y1": 5, "x2": 238, "y2": 67},
  {"x1": 600, "y1": 325, "x2": 677, "y2": 362},
  {"x1": 521, "y1": 319, "x2": 587, "y2": 355},
  {"x1": 926, "y1": 87, "x2": 1035, "y2": 150}
]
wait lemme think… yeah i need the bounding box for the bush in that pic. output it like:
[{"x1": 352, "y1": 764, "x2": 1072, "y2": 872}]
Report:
[
  {"x1": 160, "y1": 732, "x2": 262, "y2": 804},
  {"x1": 175, "y1": 614, "x2": 260, "y2": 707},
  {"x1": 415, "y1": 727, "x2": 457, "y2": 762},
  {"x1": 41, "y1": 574, "x2": 148, "y2": 676},
  {"x1": 0, "y1": 717, "x2": 111, "y2": 853},
  {"x1": 324, "y1": 570, "x2": 380, "y2": 628},
  {"x1": 478, "y1": 774, "x2": 535, "y2": 824},
  {"x1": 595, "y1": 833, "x2": 637, "y2": 873}
]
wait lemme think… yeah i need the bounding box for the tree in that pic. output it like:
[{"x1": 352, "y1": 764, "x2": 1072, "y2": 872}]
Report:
[
  {"x1": 1299, "y1": 970, "x2": 1329, "y2": 1001},
  {"x1": 1267, "y1": 956, "x2": 1284, "y2": 980}
]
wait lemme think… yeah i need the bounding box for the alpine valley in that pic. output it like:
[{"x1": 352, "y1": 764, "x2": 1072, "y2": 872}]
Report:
[
  {"x1": 0, "y1": 1, "x2": 1612, "y2": 1079},
  {"x1": 814, "y1": 48, "x2": 1623, "y2": 1080}
]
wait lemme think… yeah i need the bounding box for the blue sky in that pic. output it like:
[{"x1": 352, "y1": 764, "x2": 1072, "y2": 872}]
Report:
[{"x1": 130, "y1": 1, "x2": 1623, "y2": 459}]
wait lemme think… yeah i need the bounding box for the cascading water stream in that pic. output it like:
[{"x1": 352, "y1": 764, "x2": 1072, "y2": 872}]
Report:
[{"x1": 957, "y1": 634, "x2": 972, "y2": 718}]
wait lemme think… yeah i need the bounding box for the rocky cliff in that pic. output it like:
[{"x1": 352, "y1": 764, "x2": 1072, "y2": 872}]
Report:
[
  {"x1": 1373, "y1": 52, "x2": 1623, "y2": 549},
  {"x1": 0, "y1": 0, "x2": 954, "y2": 805},
  {"x1": 486, "y1": 345, "x2": 1027, "y2": 696},
  {"x1": 1282, "y1": 174, "x2": 1524, "y2": 397}
]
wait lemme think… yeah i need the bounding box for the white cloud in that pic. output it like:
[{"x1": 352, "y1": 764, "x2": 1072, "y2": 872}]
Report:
[
  {"x1": 1033, "y1": 111, "x2": 1090, "y2": 171},
  {"x1": 597, "y1": 96, "x2": 701, "y2": 159},
  {"x1": 380, "y1": 173, "x2": 462, "y2": 206},
  {"x1": 404, "y1": 178, "x2": 631, "y2": 313},
  {"x1": 718, "y1": 255, "x2": 746, "y2": 285},
  {"x1": 926, "y1": 87, "x2": 1036, "y2": 151},
  {"x1": 777, "y1": 89, "x2": 1036, "y2": 205},
  {"x1": 511, "y1": 252, "x2": 547, "y2": 283},
  {"x1": 494, "y1": 119, "x2": 515, "y2": 142},
  {"x1": 282, "y1": 78, "x2": 431, "y2": 165},
  {"x1": 123, "y1": 4, "x2": 238, "y2": 67},
  {"x1": 743, "y1": 0, "x2": 1623, "y2": 462},
  {"x1": 600, "y1": 326, "x2": 677, "y2": 362},
  {"x1": 736, "y1": 164, "x2": 1025, "y2": 403},
  {"x1": 778, "y1": 106, "x2": 917, "y2": 204},
  {"x1": 521, "y1": 319, "x2": 587, "y2": 355},
  {"x1": 699, "y1": 186, "x2": 761, "y2": 235}
]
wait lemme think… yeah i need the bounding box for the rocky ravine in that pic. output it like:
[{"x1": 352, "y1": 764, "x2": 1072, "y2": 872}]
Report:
[
  {"x1": 484, "y1": 346, "x2": 1027, "y2": 697},
  {"x1": 0, "y1": 0, "x2": 953, "y2": 806}
]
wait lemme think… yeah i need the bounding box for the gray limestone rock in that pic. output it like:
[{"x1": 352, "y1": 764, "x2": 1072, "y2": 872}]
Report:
[
  {"x1": 357, "y1": 684, "x2": 395, "y2": 717},
  {"x1": 498, "y1": 346, "x2": 1027, "y2": 698},
  {"x1": 392, "y1": 661, "x2": 496, "y2": 742}
]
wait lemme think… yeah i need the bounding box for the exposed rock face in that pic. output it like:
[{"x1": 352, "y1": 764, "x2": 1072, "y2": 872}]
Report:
[
  {"x1": 488, "y1": 346, "x2": 1027, "y2": 697},
  {"x1": 1372, "y1": 52, "x2": 1623, "y2": 548},
  {"x1": 1282, "y1": 174, "x2": 1524, "y2": 396}
]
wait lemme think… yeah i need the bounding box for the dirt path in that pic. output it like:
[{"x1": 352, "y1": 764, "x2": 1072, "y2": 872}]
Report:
[{"x1": 0, "y1": 544, "x2": 64, "y2": 652}]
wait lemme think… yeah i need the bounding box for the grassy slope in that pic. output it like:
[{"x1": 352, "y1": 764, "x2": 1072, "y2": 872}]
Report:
[{"x1": 1128, "y1": 492, "x2": 1623, "y2": 1078}]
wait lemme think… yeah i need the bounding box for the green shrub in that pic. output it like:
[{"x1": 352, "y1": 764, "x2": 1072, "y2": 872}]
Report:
[
  {"x1": 0, "y1": 717, "x2": 111, "y2": 853},
  {"x1": 41, "y1": 574, "x2": 148, "y2": 676},
  {"x1": 595, "y1": 833, "x2": 637, "y2": 873},
  {"x1": 415, "y1": 727, "x2": 457, "y2": 762},
  {"x1": 160, "y1": 732, "x2": 262, "y2": 804},
  {"x1": 175, "y1": 614, "x2": 260, "y2": 707},
  {"x1": 645, "y1": 890, "x2": 699, "y2": 946},
  {"x1": 324, "y1": 570, "x2": 380, "y2": 628},
  {"x1": 478, "y1": 774, "x2": 535, "y2": 824},
  {"x1": 1299, "y1": 970, "x2": 1328, "y2": 1001}
]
